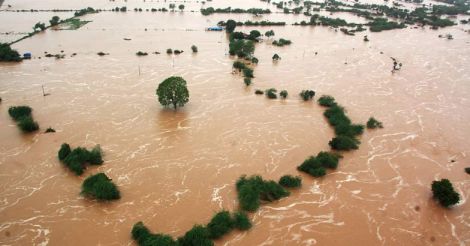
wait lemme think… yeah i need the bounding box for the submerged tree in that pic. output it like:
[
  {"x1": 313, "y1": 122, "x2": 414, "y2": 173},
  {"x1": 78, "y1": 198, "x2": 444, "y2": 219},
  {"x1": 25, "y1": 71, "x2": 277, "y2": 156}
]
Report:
[
  {"x1": 0, "y1": 43, "x2": 21, "y2": 62},
  {"x1": 49, "y1": 16, "x2": 60, "y2": 26},
  {"x1": 156, "y1": 76, "x2": 190, "y2": 110},
  {"x1": 179, "y1": 4, "x2": 185, "y2": 11},
  {"x1": 225, "y1": 19, "x2": 237, "y2": 33},
  {"x1": 432, "y1": 179, "x2": 460, "y2": 207}
]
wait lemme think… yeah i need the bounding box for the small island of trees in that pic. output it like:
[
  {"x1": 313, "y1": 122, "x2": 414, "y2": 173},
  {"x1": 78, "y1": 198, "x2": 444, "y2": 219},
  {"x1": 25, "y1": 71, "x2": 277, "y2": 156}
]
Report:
[
  {"x1": 298, "y1": 151, "x2": 342, "y2": 177},
  {"x1": 432, "y1": 179, "x2": 460, "y2": 208},
  {"x1": 8, "y1": 106, "x2": 39, "y2": 133},
  {"x1": 81, "y1": 172, "x2": 120, "y2": 201},
  {"x1": 236, "y1": 175, "x2": 290, "y2": 212},
  {"x1": 58, "y1": 143, "x2": 104, "y2": 175}
]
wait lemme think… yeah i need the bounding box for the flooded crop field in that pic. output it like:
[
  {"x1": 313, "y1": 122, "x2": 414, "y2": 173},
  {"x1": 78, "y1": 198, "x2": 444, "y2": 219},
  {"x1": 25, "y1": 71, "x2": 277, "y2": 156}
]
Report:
[{"x1": 0, "y1": 0, "x2": 469, "y2": 245}]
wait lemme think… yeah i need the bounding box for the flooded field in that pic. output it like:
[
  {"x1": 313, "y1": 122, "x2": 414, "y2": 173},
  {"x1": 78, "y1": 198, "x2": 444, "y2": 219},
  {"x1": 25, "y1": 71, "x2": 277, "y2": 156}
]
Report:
[{"x1": 1, "y1": 0, "x2": 469, "y2": 245}]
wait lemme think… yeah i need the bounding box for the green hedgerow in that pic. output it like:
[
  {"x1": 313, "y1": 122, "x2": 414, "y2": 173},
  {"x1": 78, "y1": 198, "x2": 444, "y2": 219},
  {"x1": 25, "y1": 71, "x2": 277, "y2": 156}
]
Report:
[
  {"x1": 207, "y1": 210, "x2": 233, "y2": 239},
  {"x1": 279, "y1": 175, "x2": 302, "y2": 188},
  {"x1": 232, "y1": 211, "x2": 252, "y2": 230},
  {"x1": 177, "y1": 225, "x2": 213, "y2": 246},
  {"x1": 318, "y1": 95, "x2": 337, "y2": 107}
]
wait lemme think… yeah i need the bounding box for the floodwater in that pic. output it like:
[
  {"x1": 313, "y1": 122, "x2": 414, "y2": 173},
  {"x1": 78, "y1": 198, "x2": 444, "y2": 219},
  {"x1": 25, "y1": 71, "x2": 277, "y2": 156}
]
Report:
[{"x1": 1, "y1": 0, "x2": 469, "y2": 245}]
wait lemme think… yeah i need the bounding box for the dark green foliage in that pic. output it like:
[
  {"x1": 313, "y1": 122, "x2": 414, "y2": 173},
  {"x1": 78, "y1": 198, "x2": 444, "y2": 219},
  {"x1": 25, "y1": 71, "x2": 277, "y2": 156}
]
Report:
[
  {"x1": 97, "y1": 52, "x2": 107, "y2": 56},
  {"x1": 45, "y1": 127, "x2": 56, "y2": 133},
  {"x1": 279, "y1": 175, "x2": 302, "y2": 188},
  {"x1": 34, "y1": 22, "x2": 46, "y2": 31},
  {"x1": 49, "y1": 16, "x2": 60, "y2": 26},
  {"x1": 432, "y1": 179, "x2": 460, "y2": 207},
  {"x1": 156, "y1": 76, "x2": 189, "y2": 110},
  {"x1": 244, "y1": 78, "x2": 252, "y2": 86},
  {"x1": 243, "y1": 68, "x2": 254, "y2": 78},
  {"x1": 265, "y1": 30, "x2": 275, "y2": 38},
  {"x1": 178, "y1": 225, "x2": 213, "y2": 246},
  {"x1": 229, "y1": 39, "x2": 254, "y2": 58},
  {"x1": 131, "y1": 222, "x2": 178, "y2": 246},
  {"x1": 251, "y1": 57, "x2": 258, "y2": 64},
  {"x1": 233, "y1": 61, "x2": 246, "y2": 71},
  {"x1": 58, "y1": 144, "x2": 104, "y2": 175},
  {"x1": 191, "y1": 45, "x2": 198, "y2": 53},
  {"x1": 265, "y1": 88, "x2": 277, "y2": 99},
  {"x1": 236, "y1": 175, "x2": 289, "y2": 212},
  {"x1": 255, "y1": 89, "x2": 264, "y2": 95},
  {"x1": 329, "y1": 135, "x2": 360, "y2": 150},
  {"x1": 201, "y1": 7, "x2": 270, "y2": 16},
  {"x1": 0, "y1": 43, "x2": 21, "y2": 62},
  {"x1": 136, "y1": 51, "x2": 148, "y2": 56},
  {"x1": 298, "y1": 151, "x2": 341, "y2": 177},
  {"x1": 232, "y1": 211, "x2": 252, "y2": 230},
  {"x1": 74, "y1": 7, "x2": 96, "y2": 17},
  {"x1": 300, "y1": 90, "x2": 315, "y2": 101},
  {"x1": 248, "y1": 30, "x2": 261, "y2": 40},
  {"x1": 81, "y1": 173, "x2": 120, "y2": 201},
  {"x1": 58, "y1": 143, "x2": 71, "y2": 161},
  {"x1": 8, "y1": 106, "x2": 32, "y2": 121},
  {"x1": 226, "y1": 19, "x2": 237, "y2": 33},
  {"x1": 367, "y1": 117, "x2": 383, "y2": 129},
  {"x1": 309, "y1": 167, "x2": 327, "y2": 177},
  {"x1": 272, "y1": 38, "x2": 292, "y2": 47},
  {"x1": 369, "y1": 18, "x2": 406, "y2": 32},
  {"x1": 167, "y1": 48, "x2": 173, "y2": 54},
  {"x1": 318, "y1": 95, "x2": 337, "y2": 107},
  {"x1": 272, "y1": 54, "x2": 281, "y2": 60},
  {"x1": 207, "y1": 211, "x2": 233, "y2": 239},
  {"x1": 323, "y1": 104, "x2": 363, "y2": 150},
  {"x1": 280, "y1": 90, "x2": 288, "y2": 99},
  {"x1": 17, "y1": 116, "x2": 39, "y2": 133}
]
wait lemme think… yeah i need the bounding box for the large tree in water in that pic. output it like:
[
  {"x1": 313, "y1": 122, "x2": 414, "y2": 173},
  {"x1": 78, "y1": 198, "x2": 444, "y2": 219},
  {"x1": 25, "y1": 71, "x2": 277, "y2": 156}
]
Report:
[{"x1": 156, "y1": 76, "x2": 189, "y2": 110}]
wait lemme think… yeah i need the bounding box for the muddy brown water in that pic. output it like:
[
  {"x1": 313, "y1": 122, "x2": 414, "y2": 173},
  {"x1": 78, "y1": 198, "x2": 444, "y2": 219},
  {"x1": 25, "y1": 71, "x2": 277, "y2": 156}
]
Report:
[{"x1": 1, "y1": 1, "x2": 470, "y2": 246}]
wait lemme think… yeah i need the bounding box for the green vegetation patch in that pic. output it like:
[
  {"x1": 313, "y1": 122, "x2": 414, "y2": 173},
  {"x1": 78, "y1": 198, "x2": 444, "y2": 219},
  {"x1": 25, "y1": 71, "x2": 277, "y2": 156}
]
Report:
[
  {"x1": 432, "y1": 179, "x2": 460, "y2": 207},
  {"x1": 81, "y1": 172, "x2": 120, "y2": 201},
  {"x1": 8, "y1": 106, "x2": 39, "y2": 133},
  {"x1": 367, "y1": 117, "x2": 383, "y2": 129},
  {"x1": 279, "y1": 175, "x2": 302, "y2": 188},
  {"x1": 57, "y1": 18, "x2": 92, "y2": 30},
  {"x1": 0, "y1": 43, "x2": 22, "y2": 62},
  {"x1": 58, "y1": 143, "x2": 104, "y2": 175},
  {"x1": 236, "y1": 175, "x2": 290, "y2": 212},
  {"x1": 298, "y1": 152, "x2": 342, "y2": 177}
]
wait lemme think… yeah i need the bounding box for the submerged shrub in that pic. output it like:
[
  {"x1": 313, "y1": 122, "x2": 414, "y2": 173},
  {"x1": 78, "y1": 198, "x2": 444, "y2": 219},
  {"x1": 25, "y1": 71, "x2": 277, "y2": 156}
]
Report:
[
  {"x1": 136, "y1": 51, "x2": 148, "y2": 56},
  {"x1": 299, "y1": 90, "x2": 315, "y2": 101},
  {"x1": 233, "y1": 61, "x2": 246, "y2": 71},
  {"x1": 58, "y1": 144, "x2": 104, "y2": 175},
  {"x1": 166, "y1": 48, "x2": 173, "y2": 54},
  {"x1": 236, "y1": 175, "x2": 289, "y2": 212},
  {"x1": 280, "y1": 90, "x2": 288, "y2": 99},
  {"x1": 17, "y1": 116, "x2": 39, "y2": 133},
  {"x1": 297, "y1": 151, "x2": 342, "y2": 177},
  {"x1": 8, "y1": 106, "x2": 32, "y2": 120},
  {"x1": 432, "y1": 179, "x2": 460, "y2": 208},
  {"x1": 177, "y1": 225, "x2": 213, "y2": 246},
  {"x1": 265, "y1": 88, "x2": 277, "y2": 99},
  {"x1": 207, "y1": 210, "x2": 233, "y2": 239},
  {"x1": 255, "y1": 89, "x2": 264, "y2": 95},
  {"x1": 81, "y1": 172, "x2": 120, "y2": 201},
  {"x1": 191, "y1": 45, "x2": 198, "y2": 53},
  {"x1": 367, "y1": 117, "x2": 383, "y2": 129},
  {"x1": 329, "y1": 135, "x2": 360, "y2": 150},
  {"x1": 318, "y1": 95, "x2": 337, "y2": 107},
  {"x1": 132, "y1": 221, "x2": 178, "y2": 246},
  {"x1": 232, "y1": 211, "x2": 252, "y2": 230},
  {"x1": 243, "y1": 68, "x2": 254, "y2": 78},
  {"x1": 244, "y1": 78, "x2": 252, "y2": 86},
  {"x1": 44, "y1": 127, "x2": 56, "y2": 133},
  {"x1": 58, "y1": 143, "x2": 72, "y2": 161},
  {"x1": 279, "y1": 175, "x2": 302, "y2": 188}
]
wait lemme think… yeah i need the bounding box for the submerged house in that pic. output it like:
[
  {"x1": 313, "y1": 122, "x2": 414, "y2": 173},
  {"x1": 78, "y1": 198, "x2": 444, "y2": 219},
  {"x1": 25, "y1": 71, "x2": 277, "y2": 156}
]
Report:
[{"x1": 206, "y1": 26, "x2": 223, "y2": 31}]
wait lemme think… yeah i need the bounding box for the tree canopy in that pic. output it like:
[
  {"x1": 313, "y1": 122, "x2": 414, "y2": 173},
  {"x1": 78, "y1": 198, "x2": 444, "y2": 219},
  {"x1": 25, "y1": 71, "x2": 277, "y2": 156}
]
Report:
[{"x1": 156, "y1": 76, "x2": 190, "y2": 110}]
